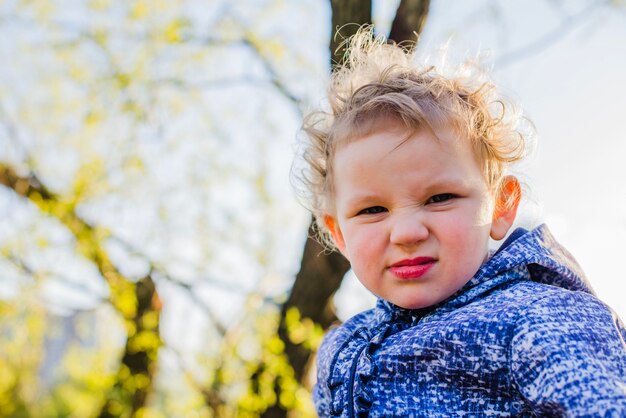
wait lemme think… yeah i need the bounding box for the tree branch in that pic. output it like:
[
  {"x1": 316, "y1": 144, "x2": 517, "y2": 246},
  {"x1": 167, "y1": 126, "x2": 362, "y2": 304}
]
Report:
[
  {"x1": 389, "y1": 0, "x2": 430, "y2": 45},
  {"x1": 496, "y1": 0, "x2": 604, "y2": 69},
  {"x1": 0, "y1": 162, "x2": 160, "y2": 417},
  {"x1": 4, "y1": 252, "x2": 109, "y2": 306}
]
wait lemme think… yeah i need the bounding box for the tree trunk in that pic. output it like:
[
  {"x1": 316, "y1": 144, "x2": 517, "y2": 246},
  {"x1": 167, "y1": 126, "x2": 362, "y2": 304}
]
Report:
[
  {"x1": 389, "y1": 0, "x2": 430, "y2": 44},
  {"x1": 277, "y1": 222, "x2": 351, "y2": 382},
  {"x1": 330, "y1": 0, "x2": 373, "y2": 68}
]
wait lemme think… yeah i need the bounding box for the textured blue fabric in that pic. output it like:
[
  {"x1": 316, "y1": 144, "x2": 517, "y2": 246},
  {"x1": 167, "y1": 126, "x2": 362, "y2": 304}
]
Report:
[{"x1": 314, "y1": 225, "x2": 626, "y2": 417}]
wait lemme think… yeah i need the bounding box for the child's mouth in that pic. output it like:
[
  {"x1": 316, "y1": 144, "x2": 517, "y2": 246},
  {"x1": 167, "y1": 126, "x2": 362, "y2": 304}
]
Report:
[{"x1": 389, "y1": 257, "x2": 436, "y2": 279}]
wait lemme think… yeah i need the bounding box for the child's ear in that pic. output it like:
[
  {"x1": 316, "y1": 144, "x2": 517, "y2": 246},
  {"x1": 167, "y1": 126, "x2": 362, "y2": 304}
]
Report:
[
  {"x1": 490, "y1": 176, "x2": 521, "y2": 241},
  {"x1": 323, "y1": 215, "x2": 348, "y2": 258}
]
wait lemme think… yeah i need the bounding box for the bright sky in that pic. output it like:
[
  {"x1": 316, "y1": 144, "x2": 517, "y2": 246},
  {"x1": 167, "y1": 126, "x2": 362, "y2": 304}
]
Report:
[{"x1": 338, "y1": 0, "x2": 626, "y2": 320}]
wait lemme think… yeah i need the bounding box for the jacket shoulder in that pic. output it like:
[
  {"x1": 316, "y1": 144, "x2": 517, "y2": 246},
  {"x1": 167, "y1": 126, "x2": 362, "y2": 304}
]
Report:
[
  {"x1": 507, "y1": 282, "x2": 626, "y2": 414},
  {"x1": 485, "y1": 279, "x2": 602, "y2": 314}
]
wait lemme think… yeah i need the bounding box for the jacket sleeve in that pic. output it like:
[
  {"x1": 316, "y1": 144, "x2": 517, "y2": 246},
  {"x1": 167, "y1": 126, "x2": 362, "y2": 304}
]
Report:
[
  {"x1": 313, "y1": 326, "x2": 341, "y2": 418},
  {"x1": 510, "y1": 289, "x2": 626, "y2": 416},
  {"x1": 313, "y1": 363, "x2": 331, "y2": 418}
]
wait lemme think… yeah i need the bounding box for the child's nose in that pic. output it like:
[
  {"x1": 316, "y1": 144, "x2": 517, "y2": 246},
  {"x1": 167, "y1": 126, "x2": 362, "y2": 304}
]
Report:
[{"x1": 389, "y1": 212, "x2": 429, "y2": 246}]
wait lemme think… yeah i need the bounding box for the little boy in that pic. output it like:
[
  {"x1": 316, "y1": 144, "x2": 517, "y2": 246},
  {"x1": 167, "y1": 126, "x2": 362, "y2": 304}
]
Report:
[{"x1": 294, "y1": 28, "x2": 626, "y2": 416}]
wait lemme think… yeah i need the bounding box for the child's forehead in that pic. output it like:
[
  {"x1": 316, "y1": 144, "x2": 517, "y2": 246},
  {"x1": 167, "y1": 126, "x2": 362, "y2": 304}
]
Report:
[
  {"x1": 336, "y1": 115, "x2": 466, "y2": 152},
  {"x1": 333, "y1": 115, "x2": 412, "y2": 150},
  {"x1": 348, "y1": 116, "x2": 410, "y2": 141},
  {"x1": 332, "y1": 116, "x2": 487, "y2": 178}
]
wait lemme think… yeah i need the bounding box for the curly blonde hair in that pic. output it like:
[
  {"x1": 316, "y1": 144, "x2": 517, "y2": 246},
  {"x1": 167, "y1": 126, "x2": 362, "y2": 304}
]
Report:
[{"x1": 293, "y1": 26, "x2": 529, "y2": 248}]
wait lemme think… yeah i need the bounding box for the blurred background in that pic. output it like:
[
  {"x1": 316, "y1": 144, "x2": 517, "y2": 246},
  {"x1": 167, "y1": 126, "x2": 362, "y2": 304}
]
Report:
[{"x1": 1, "y1": 0, "x2": 624, "y2": 417}]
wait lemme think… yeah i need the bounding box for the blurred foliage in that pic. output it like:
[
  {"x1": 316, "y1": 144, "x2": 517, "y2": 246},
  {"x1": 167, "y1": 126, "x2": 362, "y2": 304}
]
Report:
[
  {"x1": 203, "y1": 302, "x2": 320, "y2": 417},
  {"x1": 0, "y1": 0, "x2": 325, "y2": 416},
  {"x1": 0, "y1": 295, "x2": 121, "y2": 417}
]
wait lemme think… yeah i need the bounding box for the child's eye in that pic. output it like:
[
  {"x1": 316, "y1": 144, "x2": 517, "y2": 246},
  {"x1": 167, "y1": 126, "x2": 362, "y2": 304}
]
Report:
[
  {"x1": 426, "y1": 193, "x2": 456, "y2": 204},
  {"x1": 357, "y1": 206, "x2": 387, "y2": 215}
]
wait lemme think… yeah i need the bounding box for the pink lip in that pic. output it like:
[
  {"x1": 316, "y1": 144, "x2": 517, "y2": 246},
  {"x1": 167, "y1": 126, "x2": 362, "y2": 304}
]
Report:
[{"x1": 389, "y1": 257, "x2": 436, "y2": 280}]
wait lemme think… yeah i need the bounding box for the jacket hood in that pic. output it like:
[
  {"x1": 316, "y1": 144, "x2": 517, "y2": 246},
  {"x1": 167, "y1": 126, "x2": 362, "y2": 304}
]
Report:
[
  {"x1": 375, "y1": 224, "x2": 594, "y2": 322},
  {"x1": 488, "y1": 224, "x2": 593, "y2": 293}
]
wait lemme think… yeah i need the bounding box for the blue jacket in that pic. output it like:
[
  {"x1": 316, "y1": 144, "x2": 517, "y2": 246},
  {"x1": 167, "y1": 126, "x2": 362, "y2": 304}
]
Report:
[{"x1": 314, "y1": 225, "x2": 626, "y2": 417}]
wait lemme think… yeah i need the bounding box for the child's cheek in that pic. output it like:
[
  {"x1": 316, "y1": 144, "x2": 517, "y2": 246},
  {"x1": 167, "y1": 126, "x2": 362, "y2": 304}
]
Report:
[{"x1": 347, "y1": 224, "x2": 383, "y2": 266}]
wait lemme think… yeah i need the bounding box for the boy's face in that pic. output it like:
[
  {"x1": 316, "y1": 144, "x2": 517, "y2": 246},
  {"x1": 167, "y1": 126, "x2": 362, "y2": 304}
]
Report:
[{"x1": 325, "y1": 121, "x2": 517, "y2": 310}]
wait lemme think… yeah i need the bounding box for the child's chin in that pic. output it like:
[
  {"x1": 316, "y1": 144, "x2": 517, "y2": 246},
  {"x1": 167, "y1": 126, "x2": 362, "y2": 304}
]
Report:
[{"x1": 394, "y1": 299, "x2": 432, "y2": 310}]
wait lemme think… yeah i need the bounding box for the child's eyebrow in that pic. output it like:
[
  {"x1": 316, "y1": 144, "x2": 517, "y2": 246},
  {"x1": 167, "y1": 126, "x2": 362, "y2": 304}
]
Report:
[
  {"x1": 342, "y1": 192, "x2": 381, "y2": 208},
  {"x1": 422, "y1": 176, "x2": 470, "y2": 190}
]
